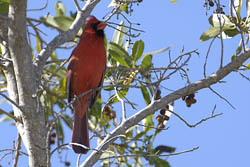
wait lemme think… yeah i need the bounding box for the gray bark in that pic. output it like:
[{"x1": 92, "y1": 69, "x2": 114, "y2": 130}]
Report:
[
  {"x1": 0, "y1": 0, "x2": 101, "y2": 166},
  {"x1": 7, "y1": 0, "x2": 47, "y2": 166}
]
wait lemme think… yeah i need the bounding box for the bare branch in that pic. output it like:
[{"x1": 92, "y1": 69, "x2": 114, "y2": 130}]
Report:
[
  {"x1": 209, "y1": 86, "x2": 236, "y2": 109},
  {"x1": 168, "y1": 109, "x2": 222, "y2": 128},
  {"x1": 238, "y1": 71, "x2": 250, "y2": 82},
  {"x1": 0, "y1": 93, "x2": 23, "y2": 114},
  {"x1": 106, "y1": 21, "x2": 145, "y2": 33},
  {"x1": 99, "y1": 146, "x2": 199, "y2": 160},
  {"x1": 115, "y1": 87, "x2": 126, "y2": 122},
  {"x1": 74, "y1": 0, "x2": 81, "y2": 11},
  {"x1": 203, "y1": 37, "x2": 216, "y2": 78},
  {"x1": 104, "y1": 7, "x2": 120, "y2": 22},
  {"x1": 13, "y1": 133, "x2": 21, "y2": 167},
  {"x1": 27, "y1": 0, "x2": 48, "y2": 11},
  {"x1": 81, "y1": 49, "x2": 250, "y2": 166},
  {"x1": 0, "y1": 108, "x2": 21, "y2": 123},
  {"x1": 214, "y1": 0, "x2": 224, "y2": 68}
]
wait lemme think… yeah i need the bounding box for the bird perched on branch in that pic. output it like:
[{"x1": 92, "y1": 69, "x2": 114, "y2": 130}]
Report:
[{"x1": 66, "y1": 16, "x2": 106, "y2": 154}]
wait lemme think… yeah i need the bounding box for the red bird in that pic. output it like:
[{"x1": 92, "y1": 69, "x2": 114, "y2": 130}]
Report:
[{"x1": 66, "y1": 16, "x2": 106, "y2": 154}]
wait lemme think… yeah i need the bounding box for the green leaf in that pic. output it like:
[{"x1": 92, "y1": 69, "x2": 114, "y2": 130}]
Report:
[
  {"x1": 132, "y1": 40, "x2": 144, "y2": 66},
  {"x1": 144, "y1": 115, "x2": 154, "y2": 131},
  {"x1": 109, "y1": 50, "x2": 130, "y2": 67},
  {"x1": 245, "y1": 62, "x2": 250, "y2": 70},
  {"x1": 107, "y1": 88, "x2": 129, "y2": 104},
  {"x1": 211, "y1": 14, "x2": 236, "y2": 29},
  {"x1": 231, "y1": 55, "x2": 236, "y2": 61},
  {"x1": 170, "y1": 0, "x2": 179, "y2": 3},
  {"x1": 57, "y1": 119, "x2": 64, "y2": 144},
  {"x1": 236, "y1": 39, "x2": 242, "y2": 55},
  {"x1": 108, "y1": 0, "x2": 119, "y2": 8},
  {"x1": 55, "y1": 1, "x2": 66, "y2": 16},
  {"x1": 109, "y1": 42, "x2": 131, "y2": 67},
  {"x1": 112, "y1": 21, "x2": 126, "y2": 46},
  {"x1": 0, "y1": 0, "x2": 10, "y2": 2},
  {"x1": 121, "y1": 3, "x2": 128, "y2": 14},
  {"x1": 61, "y1": 114, "x2": 73, "y2": 129},
  {"x1": 148, "y1": 157, "x2": 170, "y2": 167},
  {"x1": 53, "y1": 16, "x2": 73, "y2": 31},
  {"x1": 35, "y1": 36, "x2": 41, "y2": 54},
  {"x1": 41, "y1": 15, "x2": 74, "y2": 32},
  {"x1": 145, "y1": 47, "x2": 170, "y2": 56},
  {"x1": 140, "y1": 54, "x2": 152, "y2": 68},
  {"x1": 247, "y1": 0, "x2": 250, "y2": 16},
  {"x1": 200, "y1": 27, "x2": 220, "y2": 41},
  {"x1": 134, "y1": 130, "x2": 147, "y2": 140},
  {"x1": 233, "y1": 0, "x2": 242, "y2": 18},
  {"x1": 223, "y1": 28, "x2": 240, "y2": 37},
  {"x1": 123, "y1": 40, "x2": 130, "y2": 51},
  {"x1": 0, "y1": 1, "x2": 9, "y2": 14},
  {"x1": 140, "y1": 82, "x2": 151, "y2": 105},
  {"x1": 0, "y1": 111, "x2": 13, "y2": 122}
]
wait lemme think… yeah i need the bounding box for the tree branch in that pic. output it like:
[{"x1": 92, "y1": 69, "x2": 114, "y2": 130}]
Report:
[
  {"x1": 0, "y1": 107, "x2": 22, "y2": 123},
  {"x1": 81, "y1": 49, "x2": 250, "y2": 166},
  {"x1": 13, "y1": 133, "x2": 21, "y2": 167},
  {"x1": 99, "y1": 146, "x2": 199, "y2": 160},
  {"x1": 0, "y1": 14, "x2": 9, "y2": 39}
]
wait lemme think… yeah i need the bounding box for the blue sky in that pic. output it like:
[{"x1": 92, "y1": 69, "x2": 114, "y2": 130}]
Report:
[{"x1": 1, "y1": 0, "x2": 250, "y2": 166}]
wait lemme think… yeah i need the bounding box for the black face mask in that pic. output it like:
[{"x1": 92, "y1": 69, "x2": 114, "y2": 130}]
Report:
[{"x1": 90, "y1": 22, "x2": 105, "y2": 37}]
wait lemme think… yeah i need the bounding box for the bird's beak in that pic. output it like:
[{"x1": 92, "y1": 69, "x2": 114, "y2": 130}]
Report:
[{"x1": 97, "y1": 22, "x2": 106, "y2": 30}]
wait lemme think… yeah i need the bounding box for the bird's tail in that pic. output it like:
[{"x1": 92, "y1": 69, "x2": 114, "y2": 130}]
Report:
[{"x1": 72, "y1": 102, "x2": 89, "y2": 154}]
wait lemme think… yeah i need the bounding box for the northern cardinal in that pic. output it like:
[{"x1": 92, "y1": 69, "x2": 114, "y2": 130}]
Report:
[{"x1": 66, "y1": 16, "x2": 106, "y2": 154}]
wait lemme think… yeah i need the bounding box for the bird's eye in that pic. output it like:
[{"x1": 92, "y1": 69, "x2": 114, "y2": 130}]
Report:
[
  {"x1": 90, "y1": 23, "x2": 97, "y2": 30},
  {"x1": 90, "y1": 22, "x2": 101, "y2": 31}
]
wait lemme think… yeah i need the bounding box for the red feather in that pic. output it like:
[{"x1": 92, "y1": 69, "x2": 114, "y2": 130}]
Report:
[{"x1": 66, "y1": 16, "x2": 106, "y2": 154}]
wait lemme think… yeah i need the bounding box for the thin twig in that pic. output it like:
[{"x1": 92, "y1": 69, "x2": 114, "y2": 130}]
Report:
[
  {"x1": 209, "y1": 86, "x2": 236, "y2": 109},
  {"x1": 238, "y1": 71, "x2": 250, "y2": 82},
  {"x1": 230, "y1": 0, "x2": 246, "y2": 54},
  {"x1": 0, "y1": 108, "x2": 21, "y2": 123},
  {"x1": 204, "y1": 37, "x2": 216, "y2": 78},
  {"x1": 0, "y1": 93, "x2": 23, "y2": 112},
  {"x1": 27, "y1": 0, "x2": 48, "y2": 11},
  {"x1": 107, "y1": 21, "x2": 144, "y2": 32},
  {"x1": 99, "y1": 146, "x2": 199, "y2": 160},
  {"x1": 168, "y1": 109, "x2": 223, "y2": 128},
  {"x1": 13, "y1": 133, "x2": 21, "y2": 167},
  {"x1": 115, "y1": 87, "x2": 126, "y2": 122},
  {"x1": 50, "y1": 143, "x2": 70, "y2": 156},
  {"x1": 0, "y1": 149, "x2": 28, "y2": 156},
  {"x1": 104, "y1": 7, "x2": 120, "y2": 22},
  {"x1": 215, "y1": 0, "x2": 224, "y2": 68},
  {"x1": 107, "y1": 24, "x2": 140, "y2": 38},
  {"x1": 74, "y1": 0, "x2": 81, "y2": 11},
  {"x1": 77, "y1": 154, "x2": 82, "y2": 167}
]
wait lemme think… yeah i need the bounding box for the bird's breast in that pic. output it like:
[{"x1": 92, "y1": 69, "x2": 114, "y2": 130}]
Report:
[{"x1": 70, "y1": 36, "x2": 106, "y2": 96}]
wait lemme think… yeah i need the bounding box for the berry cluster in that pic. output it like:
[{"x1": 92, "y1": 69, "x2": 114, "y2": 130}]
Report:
[
  {"x1": 204, "y1": 0, "x2": 225, "y2": 14},
  {"x1": 49, "y1": 132, "x2": 56, "y2": 145},
  {"x1": 155, "y1": 89, "x2": 161, "y2": 100},
  {"x1": 208, "y1": 0, "x2": 214, "y2": 7},
  {"x1": 156, "y1": 106, "x2": 170, "y2": 129},
  {"x1": 182, "y1": 93, "x2": 197, "y2": 107}
]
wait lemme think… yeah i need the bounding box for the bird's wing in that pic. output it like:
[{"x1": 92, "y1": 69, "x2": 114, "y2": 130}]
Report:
[
  {"x1": 88, "y1": 67, "x2": 106, "y2": 108},
  {"x1": 66, "y1": 58, "x2": 75, "y2": 103}
]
